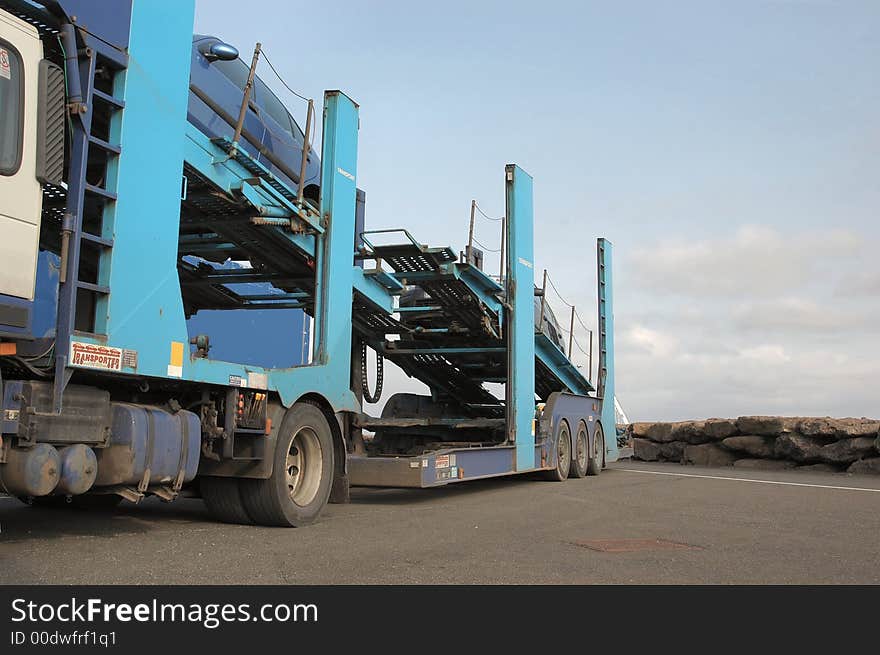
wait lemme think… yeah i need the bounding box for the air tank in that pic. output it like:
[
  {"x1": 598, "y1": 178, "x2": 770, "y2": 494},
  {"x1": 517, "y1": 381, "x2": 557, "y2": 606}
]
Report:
[
  {"x1": 55, "y1": 444, "x2": 97, "y2": 495},
  {"x1": 0, "y1": 443, "x2": 60, "y2": 497}
]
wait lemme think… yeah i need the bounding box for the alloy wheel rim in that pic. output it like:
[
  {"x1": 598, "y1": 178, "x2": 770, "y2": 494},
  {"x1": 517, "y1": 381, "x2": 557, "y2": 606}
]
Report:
[
  {"x1": 558, "y1": 429, "x2": 570, "y2": 471},
  {"x1": 286, "y1": 426, "x2": 323, "y2": 506},
  {"x1": 577, "y1": 431, "x2": 587, "y2": 468}
]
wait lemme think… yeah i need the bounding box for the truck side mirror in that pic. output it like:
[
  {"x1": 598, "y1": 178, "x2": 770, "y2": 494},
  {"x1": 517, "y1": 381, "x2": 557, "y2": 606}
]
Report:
[{"x1": 36, "y1": 59, "x2": 65, "y2": 186}]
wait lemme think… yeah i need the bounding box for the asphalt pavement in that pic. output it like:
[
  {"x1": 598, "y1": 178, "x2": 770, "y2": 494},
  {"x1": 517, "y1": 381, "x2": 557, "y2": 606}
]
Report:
[{"x1": 1, "y1": 461, "x2": 878, "y2": 584}]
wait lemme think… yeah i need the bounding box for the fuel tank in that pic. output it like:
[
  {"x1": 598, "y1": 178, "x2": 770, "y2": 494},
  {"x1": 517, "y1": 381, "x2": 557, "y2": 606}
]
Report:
[{"x1": 94, "y1": 404, "x2": 200, "y2": 490}]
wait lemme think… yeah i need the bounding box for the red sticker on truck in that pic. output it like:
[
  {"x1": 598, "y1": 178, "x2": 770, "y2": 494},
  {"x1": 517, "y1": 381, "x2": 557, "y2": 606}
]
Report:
[
  {"x1": 0, "y1": 49, "x2": 10, "y2": 80},
  {"x1": 71, "y1": 342, "x2": 123, "y2": 371}
]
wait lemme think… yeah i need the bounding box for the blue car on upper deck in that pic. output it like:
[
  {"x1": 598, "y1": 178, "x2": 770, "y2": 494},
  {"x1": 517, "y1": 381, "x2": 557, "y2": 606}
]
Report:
[{"x1": 187, "y1": 35, "x2": 321, "y2": 204}]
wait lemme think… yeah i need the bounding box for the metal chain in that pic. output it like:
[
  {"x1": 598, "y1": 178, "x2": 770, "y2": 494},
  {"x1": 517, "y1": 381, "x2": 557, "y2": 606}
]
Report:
[{"x1": 361, "y1": 340, "x2": 384, "y2": 404}]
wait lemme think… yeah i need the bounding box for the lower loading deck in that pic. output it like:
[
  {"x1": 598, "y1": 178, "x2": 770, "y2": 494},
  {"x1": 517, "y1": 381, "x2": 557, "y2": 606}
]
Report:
[
  {"x1": 350, "y1": 391, "x2": 612, "y2": 488},
  {"x1": 349, "y1": 444, "x2": 547, "y2": 488}
]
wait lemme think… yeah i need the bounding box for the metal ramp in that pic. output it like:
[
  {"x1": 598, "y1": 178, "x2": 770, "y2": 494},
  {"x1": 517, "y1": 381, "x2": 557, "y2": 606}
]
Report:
[
  {"x1": 177, "y1": 148, "x2": 319, "y2": 316},
  {"x1": 356, "y1": 231, "x2": 594, "y2": 416}
]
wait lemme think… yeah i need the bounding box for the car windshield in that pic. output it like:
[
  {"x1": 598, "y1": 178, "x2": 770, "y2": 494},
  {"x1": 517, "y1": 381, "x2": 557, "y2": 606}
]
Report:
[
  {"x1": 212, "y1": 56, "x2": 251, "y2": 93},
  {"x1": 208, "y1": 47, "x2": 306, "y2": 145},
  {"x1": 255, "y1": 77, "x2": 305, "y2": 143}
]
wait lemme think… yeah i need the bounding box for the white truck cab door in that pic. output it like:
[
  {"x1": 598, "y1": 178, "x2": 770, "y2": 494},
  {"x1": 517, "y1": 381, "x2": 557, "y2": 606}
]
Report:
[{"x1": 0, "y1": 10, "x2": 43, "y2": 301}]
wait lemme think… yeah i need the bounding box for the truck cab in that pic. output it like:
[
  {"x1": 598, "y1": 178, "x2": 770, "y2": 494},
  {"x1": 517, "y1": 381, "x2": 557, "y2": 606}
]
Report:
[{"x1": 0, "y1": 10, "x2": 43, "y2": 337}]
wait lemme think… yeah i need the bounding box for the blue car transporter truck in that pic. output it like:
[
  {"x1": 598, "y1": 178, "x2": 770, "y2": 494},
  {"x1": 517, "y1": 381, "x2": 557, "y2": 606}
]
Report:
[{"x1": 0, "y1": 0, "x2": 617, "y2": 526}]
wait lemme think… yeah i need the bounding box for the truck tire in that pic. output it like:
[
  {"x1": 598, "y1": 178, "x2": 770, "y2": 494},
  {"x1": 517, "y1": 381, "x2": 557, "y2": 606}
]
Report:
[
  {"x1": 544, "y1": 419, "x2": 571, "y2": 481},
  {"x1": 201, "y1": 476, "x2": 252, "y2": 525},
  {"x1": 240, "y1": 402, "x2": 334, "y2": 527},
  {"x1": 587, "y1": 424, "x2": 605, "y2": 476},
  {"x1": 569, "y1": 422, "x2": 589, "y2": 478}
]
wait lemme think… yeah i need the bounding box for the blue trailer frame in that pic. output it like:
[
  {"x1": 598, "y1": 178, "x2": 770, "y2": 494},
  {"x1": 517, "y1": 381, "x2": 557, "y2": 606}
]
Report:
[
  {"x1": 347, "y1": 169, "x2": 617, "y2": 488},
  {"x1": 0, "y1": 0, "x2": 617, "y2": 516}
]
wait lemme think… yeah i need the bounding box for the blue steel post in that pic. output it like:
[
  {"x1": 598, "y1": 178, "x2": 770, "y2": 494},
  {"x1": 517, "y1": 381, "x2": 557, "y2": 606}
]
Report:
[
  {"x1": 96, "y1": 0, "x2": 195, "y2": 378},
  {"x1": 310, "y1": 91, "x2": 359, "y2": 383},
  {"x1": 597, "y1": 238, "x2": 619, "y2": 462},
  {"x1": 504, "y1": 165, "x2": 536, "y2": 471}
]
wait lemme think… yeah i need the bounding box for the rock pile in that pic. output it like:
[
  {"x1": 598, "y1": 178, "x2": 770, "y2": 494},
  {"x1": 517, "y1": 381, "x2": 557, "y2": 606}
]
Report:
[{"x1": 629, "y1": 417, "x2": 880, "y2": 474}]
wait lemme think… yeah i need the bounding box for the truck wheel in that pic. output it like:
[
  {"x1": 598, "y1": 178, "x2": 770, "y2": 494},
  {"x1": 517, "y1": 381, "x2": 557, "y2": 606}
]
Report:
[
  {"x1": 240, "y1": 402, "x2": 334, "y2": 527},
  {"x1": 569, "y1": 423, "x2": 589, "y2": 478},
  {"x1": 587, "y1": 424, "x2": 605, "y2": 476},
  {"x1": 544, "y1": 419, "x2": 571, "y2": 481},
  {"x1": 201, "y1": 477, "x2": 252, "y2": 525}
]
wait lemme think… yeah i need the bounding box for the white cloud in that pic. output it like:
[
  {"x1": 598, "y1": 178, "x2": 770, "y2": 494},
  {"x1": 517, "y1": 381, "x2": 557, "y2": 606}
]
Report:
[
  {"x1": 621, "y1": 325, "x2": 677, "y2": 358},
  {"x1": 613, "y1": 226, "x2": 879, "y2": 420},
  {"x1": 732, "y1": 297, "x2": 875, "y2": 333},
  {"x1": 837, "y1": 270, "x2": 880, "y2": 297},
  {"x1": 738, "y1": 344, "x2": 790, "y2": 363},
  {"x1": 630, "y1": 225, "x2": 861, "y2": 297}
]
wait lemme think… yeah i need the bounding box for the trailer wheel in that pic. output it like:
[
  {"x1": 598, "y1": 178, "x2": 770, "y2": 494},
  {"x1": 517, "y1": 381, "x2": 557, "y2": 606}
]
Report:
[
  {"x1": 587, "y1": 424, "x2": 605, "y2": 476},
  {"x1": 240, "y1": 402, "x2": 334, "y2": 527},
  {"x1": 201, "y1": 477, "x2": 252, "y2": 525},
  {"x1": 544, "y1": 419, "x2": 571, "y2": 481},
  {"x1": 569, "y1": 423, "x2": 589, "y2": 478}
]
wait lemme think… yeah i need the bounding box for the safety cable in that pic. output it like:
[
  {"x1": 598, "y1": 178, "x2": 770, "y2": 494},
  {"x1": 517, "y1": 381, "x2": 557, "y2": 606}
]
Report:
[
  {"x1": 261, "y1": 51, "x2": 310, "y2": 102},
  {"x1": 554, "y1": 322, "x2": 591, "y2": 355},
  {"x1": 472, "y1": 235, "x2": 501, "y2": 253},
  {"x1": 545, "y1": 272, "x2": 593, "y2": 333},
  {"x1": 474, "y1": 202, "x2": 505, "y2": 222},
  {"x1": 259, "y1": 49, "x2": 317, "y2": 153}
]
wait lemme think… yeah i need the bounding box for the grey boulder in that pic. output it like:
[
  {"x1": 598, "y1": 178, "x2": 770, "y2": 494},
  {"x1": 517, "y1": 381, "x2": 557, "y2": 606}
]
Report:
[
  {"x1": 633, "y1": 438, "x2": 661, "y2": 462},
  {"x1": 735, "y1": 416, "x2": 786, "y2": 437},
  {"x1": 819, "y1": 437, "x2": 877, "y2": 465},
  {"x1": 721, "y1": 435, "x2": 776, "y2": 459},
  {"x1": 774, "y1": 434, "x2": 824, "y2": 462},
  {"x1": 682, "y1": 443, "x2": 738, "y2": 468}
]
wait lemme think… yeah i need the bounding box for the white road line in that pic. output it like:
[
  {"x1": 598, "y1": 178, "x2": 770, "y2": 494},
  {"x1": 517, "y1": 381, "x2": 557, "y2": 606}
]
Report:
[{"x1": 618, "y1": 468, "x2": 880, "y2": 494}]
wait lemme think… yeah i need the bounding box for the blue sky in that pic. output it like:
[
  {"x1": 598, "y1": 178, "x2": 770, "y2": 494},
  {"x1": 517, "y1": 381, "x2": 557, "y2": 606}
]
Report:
[{"x1": 195, "y1": 0, "x2": 880, "y2": 420}]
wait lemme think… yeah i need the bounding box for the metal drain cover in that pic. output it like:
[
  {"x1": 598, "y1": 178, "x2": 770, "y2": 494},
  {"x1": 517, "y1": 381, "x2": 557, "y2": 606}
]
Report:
[{"x1": 571, "y1": 538, "x2": 701, "y2": 553}]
